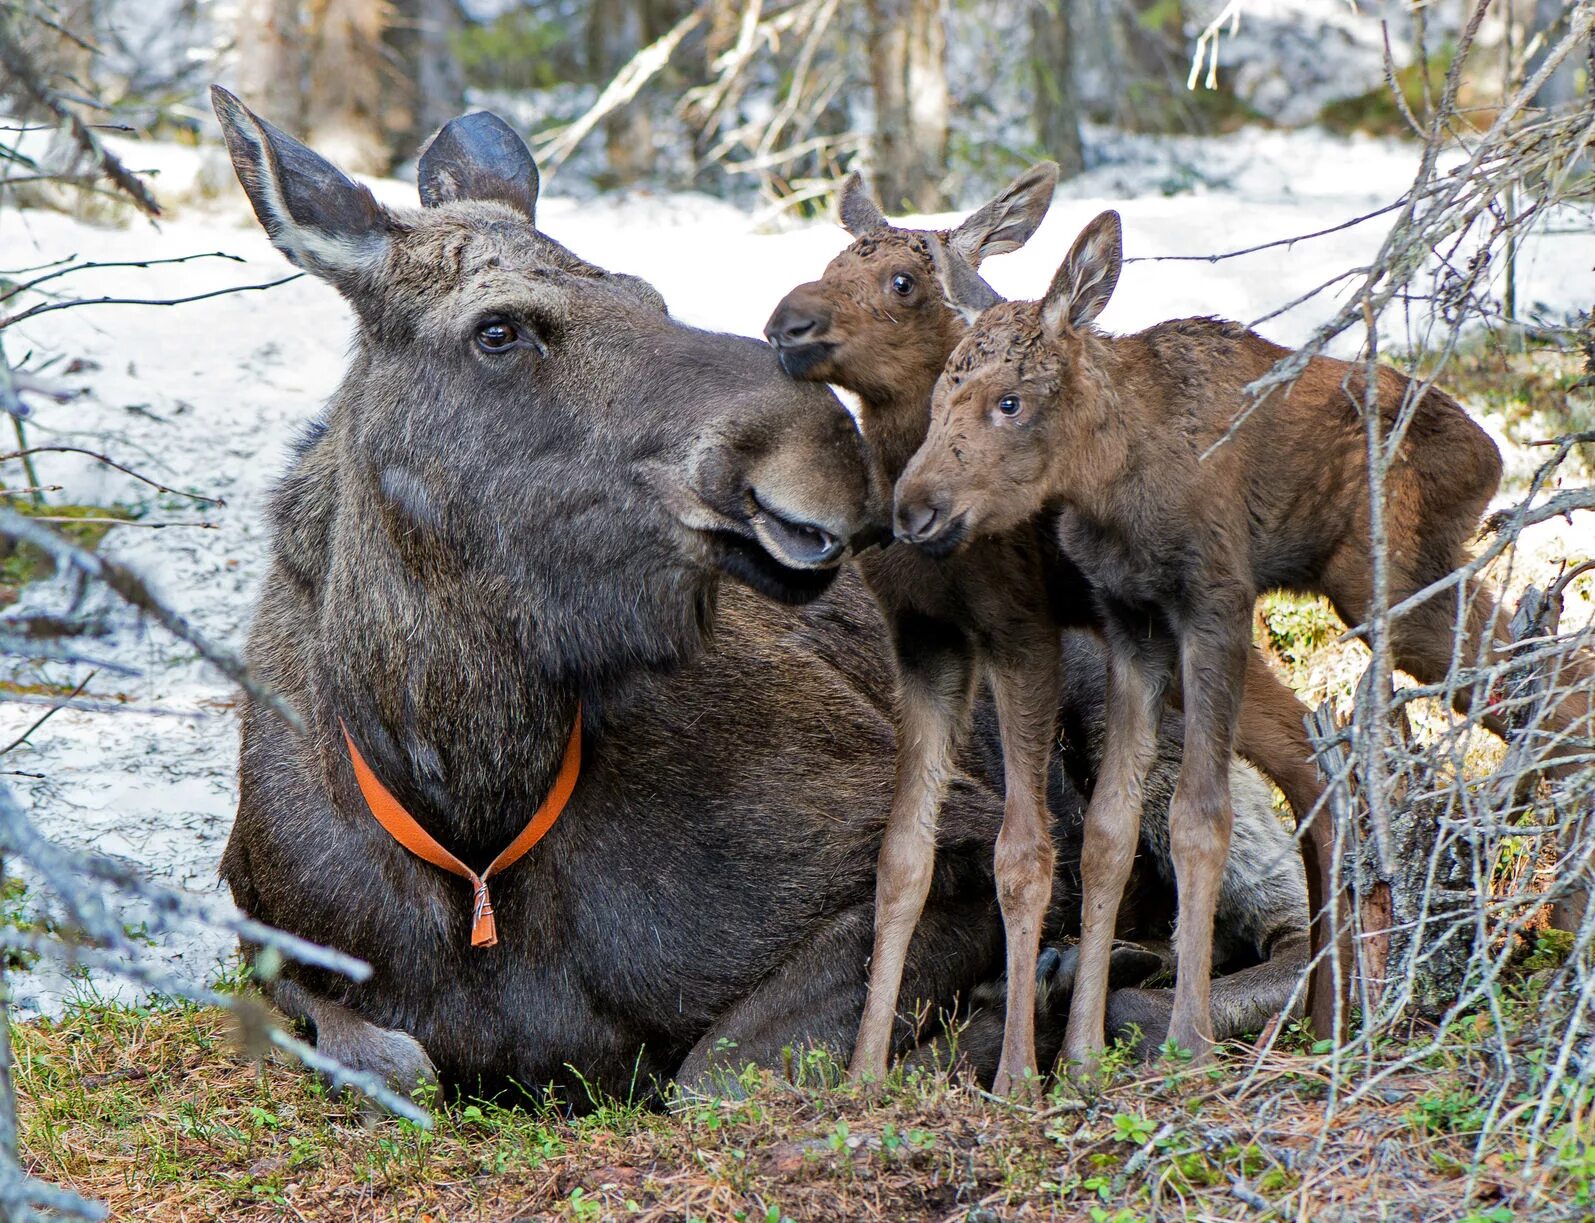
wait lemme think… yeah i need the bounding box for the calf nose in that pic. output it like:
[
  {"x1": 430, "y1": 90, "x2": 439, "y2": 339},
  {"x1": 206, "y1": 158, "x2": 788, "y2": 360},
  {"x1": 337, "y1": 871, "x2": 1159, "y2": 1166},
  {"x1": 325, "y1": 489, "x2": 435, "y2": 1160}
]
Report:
[
  {"x1": 895, "y1": 497, "x2": 944, "y2": 544},
  {"x1": 764, "y1": 300, "x2": 829, "y2": 347}
]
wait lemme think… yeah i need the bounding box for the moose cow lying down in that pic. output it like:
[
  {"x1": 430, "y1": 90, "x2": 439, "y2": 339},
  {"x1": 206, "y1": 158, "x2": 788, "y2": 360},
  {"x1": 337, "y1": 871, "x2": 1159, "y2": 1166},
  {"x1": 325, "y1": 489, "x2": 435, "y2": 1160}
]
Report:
[{"x1": 212, "y1": 87, "x2": 1309, "y2": 1103}]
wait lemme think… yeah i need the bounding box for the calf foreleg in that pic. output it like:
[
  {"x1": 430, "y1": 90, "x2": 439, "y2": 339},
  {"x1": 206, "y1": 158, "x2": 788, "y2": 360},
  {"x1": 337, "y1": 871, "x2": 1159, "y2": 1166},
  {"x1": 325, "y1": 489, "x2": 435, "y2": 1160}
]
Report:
[
  {"x1": 1164, "y1": 614, "x2": 1248, "y2": 1063},
  {"x1": 851, "y1": 642, "x2": 977, "y2": 1082},
  {"x1": 988, "y1": 645, "x2": 1062, "y2": 1096}
]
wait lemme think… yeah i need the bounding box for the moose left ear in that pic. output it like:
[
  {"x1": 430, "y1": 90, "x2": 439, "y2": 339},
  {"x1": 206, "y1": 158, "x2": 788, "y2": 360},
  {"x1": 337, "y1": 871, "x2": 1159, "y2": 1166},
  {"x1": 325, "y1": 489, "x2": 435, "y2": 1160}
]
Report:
[
  {"x1": 948, "y1": 161, "x2": 1059, "y2": 266},
  {"x1": 418, "y1": 111, "x2": 540, "y2": 220},
  {"x1": 1041, "y1": 210, "x2": 1122, "y2": 337},
  {"x1": 930, "y1": 239, "x2": 1004, "y2": 324}
]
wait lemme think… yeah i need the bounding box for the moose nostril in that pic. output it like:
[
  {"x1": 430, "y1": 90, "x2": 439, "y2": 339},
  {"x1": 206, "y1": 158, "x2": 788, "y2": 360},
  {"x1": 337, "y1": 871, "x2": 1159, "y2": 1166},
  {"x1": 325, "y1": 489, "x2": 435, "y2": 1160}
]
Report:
[
  {"x1": 896, "y1": 501, "x2": 940, "y2": 542},
  {"x1": 764, "y1": 303, "x2": 827, "y2": 347}
]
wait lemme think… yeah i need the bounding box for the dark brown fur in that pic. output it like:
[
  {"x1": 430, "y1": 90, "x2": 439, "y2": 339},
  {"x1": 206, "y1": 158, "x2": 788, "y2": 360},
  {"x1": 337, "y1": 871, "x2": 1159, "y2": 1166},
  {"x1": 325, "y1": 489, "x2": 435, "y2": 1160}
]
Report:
[
  {"x1": 906, "y1": 209, "x2": 1587, "y2": 1066},
  {"x1": 212, "y1": 94, "x2": 1216, "y2": 1106},
  {"x1": 768, "y1": 175, "x2": 1317, "y2": 1091}
]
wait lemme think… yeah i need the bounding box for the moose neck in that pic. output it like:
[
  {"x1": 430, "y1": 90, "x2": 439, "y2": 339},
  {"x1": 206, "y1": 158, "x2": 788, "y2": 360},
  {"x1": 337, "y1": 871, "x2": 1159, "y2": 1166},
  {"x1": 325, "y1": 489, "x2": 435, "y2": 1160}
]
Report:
[
  {"x1": 312, "y1": 403, "x2": 712, "y2": 864},
  {"x1": 854, "y1": 360, "x2": 947, "y2": 491}
]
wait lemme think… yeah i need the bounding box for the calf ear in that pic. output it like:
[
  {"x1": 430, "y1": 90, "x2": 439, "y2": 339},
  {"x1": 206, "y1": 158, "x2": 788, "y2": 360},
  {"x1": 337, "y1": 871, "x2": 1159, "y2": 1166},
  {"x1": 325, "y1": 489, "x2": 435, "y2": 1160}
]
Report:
[
  {"x1": 1041, "y1": 210, "x2": 1122, "y2": 337},
  {"x1": 418, "y1": 111, "x2": 540, "y2": 220},
  {"x1": 837, "y1": 172, "x2": 887, "y2": 237},
  {"x1": 930, "y1": 239, "x2": 1004, "y2": 325},
  {"x1": 948, "y1": 161, "x2": 1058, "y2": 266},
  {"x1": 210, "y1": 85, "x2": 391, "y2": 289}
]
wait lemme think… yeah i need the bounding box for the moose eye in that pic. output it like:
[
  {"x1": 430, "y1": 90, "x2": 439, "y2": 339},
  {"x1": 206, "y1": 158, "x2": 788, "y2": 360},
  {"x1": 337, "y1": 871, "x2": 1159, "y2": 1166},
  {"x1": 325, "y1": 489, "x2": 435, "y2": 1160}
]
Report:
[
  {"x1": 997, "y1": 394, "x2": 1022, "y2": 418},
  {"x1": 890, "y1": 273, "x2": 915, "y2": 297},
  {"x1": 475, "y1": 320, "x2": 520, "y2": 353}
]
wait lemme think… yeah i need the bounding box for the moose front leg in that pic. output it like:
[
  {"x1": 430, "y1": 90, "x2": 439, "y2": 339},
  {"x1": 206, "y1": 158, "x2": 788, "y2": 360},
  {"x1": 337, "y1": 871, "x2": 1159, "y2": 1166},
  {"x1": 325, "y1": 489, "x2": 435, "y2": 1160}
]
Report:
[
  {"x1": 1165, "y1": 613, "x2": 1249, "y2": 1063},
  {"x1": 988, "y1": 640, "x2": 1062, "y2": 1097},
  {"x1": 1063, "y1": 637, "x2": 1172, "y2": 1073},
  {"x1": 851, "y1": 635, "x2": 977, "y2": 1083}
]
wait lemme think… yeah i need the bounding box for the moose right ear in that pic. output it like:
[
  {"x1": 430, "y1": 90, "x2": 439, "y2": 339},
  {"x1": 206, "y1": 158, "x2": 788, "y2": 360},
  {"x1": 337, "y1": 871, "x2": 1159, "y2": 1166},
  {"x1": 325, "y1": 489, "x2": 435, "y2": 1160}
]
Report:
[
  {"x1": 929, "y1": 239, "x2": 1004, "y2": 325},
  {"x1": 948, "y1": 161, "x2": 1059, "y2": 266},
  {"x1": 837, "y1": 172, "x2": 888, "y2": 237},
  {"x1": 418, "y1": 111, "x2": 539, "y2": 219},
  {"x1": 210, "y1": 85, "x2": 391, "y2": 289},
  {"x1": 1041, "y1": 210, "x2": 1122, "y2": 337}
]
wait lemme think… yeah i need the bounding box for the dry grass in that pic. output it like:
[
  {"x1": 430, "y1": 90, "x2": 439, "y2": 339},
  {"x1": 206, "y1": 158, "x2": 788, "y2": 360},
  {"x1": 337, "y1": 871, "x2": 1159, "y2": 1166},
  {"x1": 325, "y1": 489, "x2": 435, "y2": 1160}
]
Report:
[{"x1": 13, "y1": 977, "x2": 1594, "y2": 1223}]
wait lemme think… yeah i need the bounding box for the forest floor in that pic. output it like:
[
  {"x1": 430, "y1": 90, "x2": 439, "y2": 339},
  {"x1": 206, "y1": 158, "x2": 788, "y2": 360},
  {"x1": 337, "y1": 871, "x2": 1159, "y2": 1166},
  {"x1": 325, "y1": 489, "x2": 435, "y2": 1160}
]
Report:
[
  {"x1": 2, "y1": 123, "x2": 1593, "y2": 1220},
  {"x1": 14, "y1": 960, "x2": 1589, "y2": 1222}
]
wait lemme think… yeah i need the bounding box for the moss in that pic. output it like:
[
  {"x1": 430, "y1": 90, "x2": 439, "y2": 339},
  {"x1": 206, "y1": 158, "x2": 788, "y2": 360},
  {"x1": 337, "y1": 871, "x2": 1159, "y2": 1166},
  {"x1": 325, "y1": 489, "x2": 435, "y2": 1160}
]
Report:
[{"x1": 0, "y1": 502, "x2": 132, "y2": 607}]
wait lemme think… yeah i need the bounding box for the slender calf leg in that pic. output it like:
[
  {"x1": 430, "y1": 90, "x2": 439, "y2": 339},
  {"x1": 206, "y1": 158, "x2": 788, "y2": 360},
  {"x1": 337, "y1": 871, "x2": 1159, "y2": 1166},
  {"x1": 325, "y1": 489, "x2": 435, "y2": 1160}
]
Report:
[
  {"x1": 1063, "y1": 637, "x2": 1172, "y2": 1071},
  {"x1": 988, "y1": 643, "x2": 1062, "y2": 1096},
  {"x1": 1234, "y1": 647, "x2": 1323, "y2": 821},
  {"x1": 1232, "y1": 646, "x2": 1345, "y2": 1035},
  {"x1": 1165, "y1": 618, "x2": 1248, "y2": 1062},
  {"x1": 851, "y1": 642, "x2": 977, "y2": 1082}
]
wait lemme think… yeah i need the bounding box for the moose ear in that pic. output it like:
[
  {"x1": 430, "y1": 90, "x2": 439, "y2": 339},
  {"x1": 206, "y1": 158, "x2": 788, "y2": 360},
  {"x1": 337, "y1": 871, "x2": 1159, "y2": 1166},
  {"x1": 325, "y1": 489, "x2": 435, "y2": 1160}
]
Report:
[
  {"x1": 418, "y1": 111, "x2": 539, "y2": 219},
  {"x1": 930, "y1": 239, "x2": 1004, "y2": 325},
  {"x1": 837, "y1": 171, "x2": 888, "y2": 237},
  {"x1": 1041, "y1": 210, "x2": 1122, "y2": 337},
  {"x1": 210, "y1": 85, "x2": 391, "y2": 289},
  {"x1": 948, "y1": 161, "x2": 1058, "y2": 266}
]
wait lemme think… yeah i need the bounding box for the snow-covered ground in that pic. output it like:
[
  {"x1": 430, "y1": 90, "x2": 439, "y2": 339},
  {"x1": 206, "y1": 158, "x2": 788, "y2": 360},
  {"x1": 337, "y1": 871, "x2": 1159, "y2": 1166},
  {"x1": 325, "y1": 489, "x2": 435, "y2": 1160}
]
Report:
[{"x1": 1, "y1": 123, "x2": 1591, "y2": 1016}]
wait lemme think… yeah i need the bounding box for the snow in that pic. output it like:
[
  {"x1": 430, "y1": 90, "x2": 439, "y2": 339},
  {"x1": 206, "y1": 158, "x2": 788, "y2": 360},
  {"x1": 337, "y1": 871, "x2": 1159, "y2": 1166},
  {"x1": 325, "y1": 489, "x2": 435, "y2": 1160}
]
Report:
[{"x1": 1, "y1": 122, "x2": 1590, "y2": 1016}]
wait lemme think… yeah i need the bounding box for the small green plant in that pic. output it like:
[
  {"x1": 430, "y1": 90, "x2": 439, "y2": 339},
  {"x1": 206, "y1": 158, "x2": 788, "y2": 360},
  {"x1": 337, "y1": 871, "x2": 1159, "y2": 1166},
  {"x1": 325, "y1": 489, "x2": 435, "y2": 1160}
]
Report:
[{"x1": 1111, "y1": 1112, "x2": 1156, "y2": 1145}]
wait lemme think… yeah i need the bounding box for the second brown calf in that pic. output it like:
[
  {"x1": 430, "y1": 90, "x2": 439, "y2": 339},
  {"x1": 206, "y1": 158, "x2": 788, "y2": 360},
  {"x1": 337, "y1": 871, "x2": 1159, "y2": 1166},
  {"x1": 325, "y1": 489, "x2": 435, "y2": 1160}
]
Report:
[{"x1": 902, "y1": 210, "x2": 1588, "y2": 1066}]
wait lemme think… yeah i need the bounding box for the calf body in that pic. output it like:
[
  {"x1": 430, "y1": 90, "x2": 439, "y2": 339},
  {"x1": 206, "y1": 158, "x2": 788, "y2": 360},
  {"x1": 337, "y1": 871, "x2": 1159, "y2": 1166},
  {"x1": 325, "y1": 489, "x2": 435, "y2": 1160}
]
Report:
[
  {"x1": 903, "y1": 210, "x2": 1566, "y2": 1064},
  {"x1": 768, "y1": 177, "x2": 1318, "y2": 1090}
]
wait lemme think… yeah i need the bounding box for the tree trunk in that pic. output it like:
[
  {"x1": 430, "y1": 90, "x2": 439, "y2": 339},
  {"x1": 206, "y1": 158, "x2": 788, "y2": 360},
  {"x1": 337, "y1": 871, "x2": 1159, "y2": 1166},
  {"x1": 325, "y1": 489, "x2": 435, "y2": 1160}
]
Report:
[
  {"x1": 1112, "y1": 0, "x2": 1193, "y2": 132},
  {"x1": 305, "y1": 0, "x2": 392, "y2": 174},
  {"x1": 235, "y1": 0, "x2": 306, "y2": 131},
  {"x1": 867, "y1": 0, "x2": 948, "y2": 211},
  {"x1": 1030, "y1": 0, "x2": 1083, "y2": 179},
  {"x1": 387, "y1": 0, "x2": 465, "y2": 160}
]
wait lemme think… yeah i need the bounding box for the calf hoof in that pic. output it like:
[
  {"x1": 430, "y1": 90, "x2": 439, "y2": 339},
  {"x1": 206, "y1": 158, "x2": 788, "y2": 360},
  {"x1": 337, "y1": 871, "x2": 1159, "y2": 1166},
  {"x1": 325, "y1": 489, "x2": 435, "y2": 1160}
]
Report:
[{"x1": 319, "y1": 1019, "x2": 438, "y2": 1096}]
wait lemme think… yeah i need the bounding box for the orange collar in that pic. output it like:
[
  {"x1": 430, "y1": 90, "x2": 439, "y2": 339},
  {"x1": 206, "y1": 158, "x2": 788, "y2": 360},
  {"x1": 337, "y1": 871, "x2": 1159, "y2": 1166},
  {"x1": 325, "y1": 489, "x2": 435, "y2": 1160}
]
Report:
[{"x1": 340, "y1": 711, "x2": 582, "y2": 948}]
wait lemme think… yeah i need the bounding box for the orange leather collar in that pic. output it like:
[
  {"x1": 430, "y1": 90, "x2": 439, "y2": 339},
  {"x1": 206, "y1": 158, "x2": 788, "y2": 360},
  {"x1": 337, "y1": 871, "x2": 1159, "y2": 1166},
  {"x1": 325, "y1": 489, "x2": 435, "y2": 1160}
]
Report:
[{"x1": 340, "y1": 711, "x2": 582, "y2": 948}]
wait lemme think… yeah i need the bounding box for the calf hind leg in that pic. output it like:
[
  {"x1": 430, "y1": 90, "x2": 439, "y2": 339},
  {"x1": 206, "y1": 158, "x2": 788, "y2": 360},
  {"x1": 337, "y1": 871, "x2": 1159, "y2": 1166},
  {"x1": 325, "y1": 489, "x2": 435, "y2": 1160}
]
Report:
[{"x1": 1062, "y1": 639, "x2": 1171, "y2": 1072}]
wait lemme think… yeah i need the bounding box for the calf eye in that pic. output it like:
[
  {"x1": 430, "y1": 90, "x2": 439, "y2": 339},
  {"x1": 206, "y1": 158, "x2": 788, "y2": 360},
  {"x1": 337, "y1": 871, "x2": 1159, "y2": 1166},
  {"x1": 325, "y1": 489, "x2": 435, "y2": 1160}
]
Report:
[
  {"x1": 890, "y1": 273, "x2": 915, "y2": 297},
  {"x1": 997, "y1": 394, "x2": 1022, "y2": 417},
  {"x1": 475, "y1": 320, "x2": 520, "y2": 353}
]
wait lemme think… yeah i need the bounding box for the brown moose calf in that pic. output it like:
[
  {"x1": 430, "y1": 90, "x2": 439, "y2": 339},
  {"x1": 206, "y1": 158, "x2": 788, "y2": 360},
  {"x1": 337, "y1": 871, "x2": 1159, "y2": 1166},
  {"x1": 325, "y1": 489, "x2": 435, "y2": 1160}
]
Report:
[{"x1": 899, "y1": 209, "x2": 1526, "y2": 1067}]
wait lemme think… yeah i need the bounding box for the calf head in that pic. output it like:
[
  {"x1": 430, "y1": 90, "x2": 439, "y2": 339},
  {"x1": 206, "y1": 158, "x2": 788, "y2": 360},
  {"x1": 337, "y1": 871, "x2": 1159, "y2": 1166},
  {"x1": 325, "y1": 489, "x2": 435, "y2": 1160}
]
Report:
[
  {"x1": 212, "y1": 89, "x2": 869, "y2": 685},
  {"x1": 894, "y1": 210, "x2": 1124, "y2": 556},
  {"x1": 763, "y1": 163, "x2": 1058, "y2": 407}
]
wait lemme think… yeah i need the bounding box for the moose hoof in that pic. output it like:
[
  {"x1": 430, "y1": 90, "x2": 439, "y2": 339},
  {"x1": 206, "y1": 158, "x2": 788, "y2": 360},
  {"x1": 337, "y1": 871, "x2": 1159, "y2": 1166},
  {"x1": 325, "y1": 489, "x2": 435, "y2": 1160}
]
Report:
[
  {"x1": 1104, "y1": 987, "x2": 1172, "y2": 1058},
  {"x1": 320, "y1": 1020, "x2": 438, "y2": 1096}
]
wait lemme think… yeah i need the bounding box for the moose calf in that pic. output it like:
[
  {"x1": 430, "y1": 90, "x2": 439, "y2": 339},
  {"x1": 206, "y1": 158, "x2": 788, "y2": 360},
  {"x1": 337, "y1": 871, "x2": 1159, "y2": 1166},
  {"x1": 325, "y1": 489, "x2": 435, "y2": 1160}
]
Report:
[
  {"x1": 769, "y1": 176, "x2": 1323, "y2": 1091},
  {"x1": 901, "y1": 209, "x2": 1586, "y2": 1067}
]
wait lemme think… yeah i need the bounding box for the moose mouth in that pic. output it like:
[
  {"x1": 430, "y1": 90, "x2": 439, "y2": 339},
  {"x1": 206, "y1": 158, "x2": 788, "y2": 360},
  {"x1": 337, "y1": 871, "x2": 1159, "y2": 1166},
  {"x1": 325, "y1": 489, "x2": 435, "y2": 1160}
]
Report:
[
  {"x1": 713, "y1": 490, "x2": 846, "y2": 605},
  {"x1": 771, "y1": 340, "x2": 838, "y2": 381}
]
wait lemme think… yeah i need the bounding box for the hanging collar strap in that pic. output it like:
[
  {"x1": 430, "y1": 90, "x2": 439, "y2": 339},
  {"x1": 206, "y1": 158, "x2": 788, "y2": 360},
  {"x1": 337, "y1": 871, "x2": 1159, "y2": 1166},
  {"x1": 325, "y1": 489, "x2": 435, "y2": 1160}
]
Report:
[{"x1": 339, "y1": 710, "x2": 582, "y2": 948}]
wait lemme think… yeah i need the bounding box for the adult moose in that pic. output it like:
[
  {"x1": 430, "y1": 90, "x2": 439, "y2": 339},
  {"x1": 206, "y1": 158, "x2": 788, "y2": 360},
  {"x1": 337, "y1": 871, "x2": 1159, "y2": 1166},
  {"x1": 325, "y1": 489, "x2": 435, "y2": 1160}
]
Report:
[
  {"x1": 214, "y1": 89, "x2": 1306, "y2": 1102},
  {"x1": 906, "y1": 209, "x2": 1592, "y2": 1070},
  {"x1": 766, "y1": 172, "x2": 1320, "y2": 1093}
]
